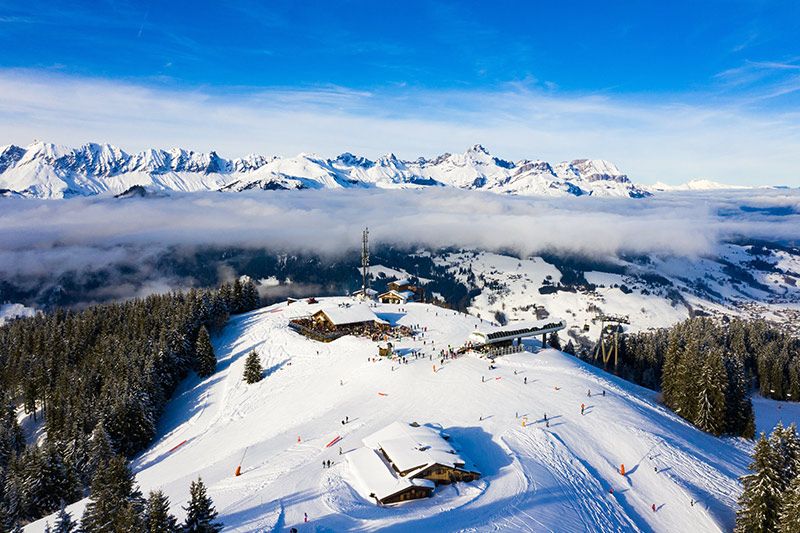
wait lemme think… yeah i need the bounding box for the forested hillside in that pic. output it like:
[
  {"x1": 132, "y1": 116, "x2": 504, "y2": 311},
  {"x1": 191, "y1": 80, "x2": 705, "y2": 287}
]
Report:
[
  {"x1": 576, "y1": 317, "x2": 800, "y2": 437},
  {"x1": 0, "y1": 279, "x2": 259, "y2": 527}
]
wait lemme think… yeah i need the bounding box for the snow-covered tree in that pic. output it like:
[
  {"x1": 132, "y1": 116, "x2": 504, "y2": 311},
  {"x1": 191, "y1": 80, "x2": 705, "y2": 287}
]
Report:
[
  {"x1": 144, "y1": 490, "x2": 178, "y2": 533},
  {"x1": 195, "y1": 327, "x2": 217, "y2": 378},
  {"x1": 241, "y1": 279, "x2": 260, "y2": 312},
  {"x1": 243, "y1": 351, "x2": 263, "y2": 384},
  {"x1": 736, "y1": 433, "x2": 783, "y2": 533},
  {"x1": 87, "y1": 420, "x2": 115, "y2": 481},
  {"x1": 182, "y1": 477, "x2": 222, "y2": 533},
  {"x1": 81, "y1": 455, "x2": 144, "y2": 532},
  {"x1": 694, "y1": 349, "x2": 727, "y2": 436},
  {"x1": 779, "y1": 474, "x2": 800, "y2": 532},
  {"x1": 53, "y1": 502, "x2": 78, "y2": 533}
]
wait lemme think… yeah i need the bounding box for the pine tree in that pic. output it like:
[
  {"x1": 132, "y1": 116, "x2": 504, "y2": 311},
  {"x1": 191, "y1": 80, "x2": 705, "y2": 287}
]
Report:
[
  {"x1": 182, "y1": 477, "x2": 222, "y2": 533},
  {"x1": 241, "y1": 279, "x2": 260, "y2": 312},
  {"x1": 232, "y1": 278, "x2": 244, "y2": 313},
  {"x1": 87, "y1": 420, "x2": 115, "y2": 481},
  {"x1": 195, "y1": 327, "x2": 216, "y2": 378},
  {"x1": 694, "y1": 349, "x2": 727, "y2": 436},
  {"x1": 35, "y1": 440, "x2": 79, "y2": 516},
  {"x1": 548, "y1": 332, "x2": 561, "y2": 351},
  {"x1": 243, "y1": 351, "x2": 263, "y2": 384},
  {"x1": 53, "y1": 502, "x2": 78, "y2": 533},
  {"x1": 770, "y1": 423, "x2": 800, "y2": 494},
  {"x1": 144, "y1": 490, "x2": 178, "y2": 533},
  {"x1": 783, "y1": 423, "x2": 800, "y2": 479},
  {"x1": 661, "y1": 331, "x2": 682, "y2": 407},
  {"x1": 563, "y1": 340, "x2": 576, "y2": 355},
  {"x1": 779, "y1": 474, "x2": 800, "y2": 532},
  {"x1": 736, "y1": 434, "x2": 783, "y2": 533},
  {"x1": 81, "y1": 455, "x2": 144, "y2": 533}
]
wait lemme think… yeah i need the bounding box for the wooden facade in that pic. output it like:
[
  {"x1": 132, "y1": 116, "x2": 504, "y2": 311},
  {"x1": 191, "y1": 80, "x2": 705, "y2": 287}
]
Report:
[
  {"x1": 413, "y1": 463, "x2": 480, "y2": 484},
  {"x1": 375, "y1": 485, "x2": 434, "y2": 505}
]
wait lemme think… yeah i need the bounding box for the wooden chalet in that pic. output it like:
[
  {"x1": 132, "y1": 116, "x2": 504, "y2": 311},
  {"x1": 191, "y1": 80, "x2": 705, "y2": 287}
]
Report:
[
  {"x1": 348, "y1": 421, "x2": 480, "y2": 505},
  {"x1": 378, "y1": 278, "x2": 424, "y2": 304}
]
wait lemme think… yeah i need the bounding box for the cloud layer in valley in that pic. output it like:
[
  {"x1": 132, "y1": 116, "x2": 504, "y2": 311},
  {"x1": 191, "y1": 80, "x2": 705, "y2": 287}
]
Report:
[{"x1": 1, "y1": 188, "x2": 799, "y2": 285}]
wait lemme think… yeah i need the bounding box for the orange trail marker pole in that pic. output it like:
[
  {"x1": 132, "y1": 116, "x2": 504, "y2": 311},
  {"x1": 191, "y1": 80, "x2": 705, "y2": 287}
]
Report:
[
  {"x1": 235, "y1": 465, "x2": 241, "y2": 477},
  {"x1": 620, "y1": 464, "x2": 626, "y2": 476}
]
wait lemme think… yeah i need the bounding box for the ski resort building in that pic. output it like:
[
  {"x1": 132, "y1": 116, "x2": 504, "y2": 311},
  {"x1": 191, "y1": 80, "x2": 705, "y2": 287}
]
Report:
[
  {"x1": 378, "y1": 289, "x2": 415, "y2": 304},
  {"x1": 289, "y1": 302, "x2": 390, "y2": 342},
  {"x1": 349, "y1": 421, "x2": 480, "y2": 505},
  {"x1": 347, "y1": 447, "x2": 436, "y2": 505},
  {"x1": 310, "y1": 304, "x2": 386, "y2": 329},
  {"x1": 470, "y1": 318, "x2": 567, "y2": 348},
  {"x1": 378, "y1": 279, "x2": 423, "y2": 304}
]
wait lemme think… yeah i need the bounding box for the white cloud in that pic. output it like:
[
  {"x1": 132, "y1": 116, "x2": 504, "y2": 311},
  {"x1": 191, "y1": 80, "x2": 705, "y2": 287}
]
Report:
[
  {"x1": 0, "y1": 188, "x2": 798, "y2": 281},
  {"x1": 1, "y1": 69, "x2": 800, "y2": 186}
]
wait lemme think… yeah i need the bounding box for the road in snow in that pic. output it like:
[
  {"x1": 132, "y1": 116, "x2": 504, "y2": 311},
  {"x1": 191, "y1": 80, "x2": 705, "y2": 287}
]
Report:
[{"x1": 27, "y1": 298, "x2": 792, "y2": 532}]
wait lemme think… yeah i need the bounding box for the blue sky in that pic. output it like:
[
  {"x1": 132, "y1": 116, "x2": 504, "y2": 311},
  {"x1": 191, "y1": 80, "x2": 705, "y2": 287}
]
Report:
[{"x1": 1, "y1": 0, "x2": 799, "y2": 184}]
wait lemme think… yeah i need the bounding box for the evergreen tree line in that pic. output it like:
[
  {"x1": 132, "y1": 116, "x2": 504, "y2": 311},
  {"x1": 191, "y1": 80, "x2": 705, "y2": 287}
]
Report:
[
  {"x1": 736, "y1": 423, "x2": 800, "y2": 532},
  {"x1": 574, "y1": 317, "x2": 800, "y2": 438},
  {"x1": 0, "y1": 278, "x2": 259, "y2": 527},
  {"x1": 43, "y1": 457, "x2": 222, "y2": 533}
]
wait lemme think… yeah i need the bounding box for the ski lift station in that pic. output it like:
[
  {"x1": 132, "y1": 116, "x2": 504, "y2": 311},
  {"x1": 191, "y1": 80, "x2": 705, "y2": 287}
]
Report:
[{"x1": 469, "y1": 318, "x2": 566, "y2": 348}]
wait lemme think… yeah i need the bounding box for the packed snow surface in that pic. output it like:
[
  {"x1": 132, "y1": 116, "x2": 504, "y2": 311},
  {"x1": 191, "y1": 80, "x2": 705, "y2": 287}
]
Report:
[{"x1": 27, "y1": 298, "x2": 791, "y2": 532}]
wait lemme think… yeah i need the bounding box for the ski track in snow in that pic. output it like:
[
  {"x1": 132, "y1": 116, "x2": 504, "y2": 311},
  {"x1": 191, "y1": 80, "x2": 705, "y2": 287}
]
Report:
[{"x1": 27, "y1": 297, "x2": 796, "y2": 532}]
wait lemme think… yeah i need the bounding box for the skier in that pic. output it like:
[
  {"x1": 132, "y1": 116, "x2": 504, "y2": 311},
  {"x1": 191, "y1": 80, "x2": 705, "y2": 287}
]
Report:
[
  {"x1": 304, "y1": 512, "x2": 308, "y2": 523},
  {"x1": 652, "y1": 504, "x2": 656, "y2": 512},
  {"x1": 581, "y1": 403, "x2": 585, "y2": 415},
  {"x1": 546, "y1": 420, "x2": 550, "y2": 428},
  {"x1": 524, "y1": 376, "x2": 527, "y2": 385},
  {"x1": 587, "y1": 389, "x2": 591, "y2": 397},
  {"x1": 544, "y1": 413, "x2": 547, "y2": 421},
  {"x1": 322, "y1": 460, "x2": 326, "y2": 469},
  {"x1": 339, "y1": 447, "x2": 342, "y2": 456},
  {"x1": 482, "y1": 376, "x2": 485, "y2": 383},
  {"x1": 346, "y1": 416, "x2": 349, "y2": 424},
  {"x1": 602, "y1": 390, "x2": 606, "y2": 397}
]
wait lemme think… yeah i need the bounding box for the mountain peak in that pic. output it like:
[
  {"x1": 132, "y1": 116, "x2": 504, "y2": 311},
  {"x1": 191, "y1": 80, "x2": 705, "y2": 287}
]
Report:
[
  {"x1": 0, "y1": 141, "x2": 649, "y2": 199},
  {"x1": 466, "y1": 144, "x2": 490, "y2": 155}
]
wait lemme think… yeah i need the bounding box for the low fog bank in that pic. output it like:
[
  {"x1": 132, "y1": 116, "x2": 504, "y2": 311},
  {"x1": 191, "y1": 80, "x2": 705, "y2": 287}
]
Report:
[{"x1": 0, "y1": 187, "x2": 798, "y2": 308}]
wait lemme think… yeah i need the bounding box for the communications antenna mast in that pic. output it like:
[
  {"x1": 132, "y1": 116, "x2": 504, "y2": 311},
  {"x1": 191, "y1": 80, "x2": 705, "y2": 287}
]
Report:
[{"x1": 361, "y1": 227, "x2": 370, "y2": 295}]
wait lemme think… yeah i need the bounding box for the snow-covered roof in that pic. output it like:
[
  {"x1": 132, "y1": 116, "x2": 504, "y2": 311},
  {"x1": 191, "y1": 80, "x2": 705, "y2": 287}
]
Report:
[
  {"x1": 379, "y1": 289, "x2": 414, "y2": 301},
  {"x1": 362, "y1": 422, "x2": 472, "y2": 474},
  {"x1": 471, "y1": 318, "x2": 566, "y2": 343},
  {"x1": 390, "y1": 278, "x2": 412, "y2": 286},
  {"x1": 314, "y1": 304, "x2": 386, "y2": 326},
  {"x1": 352, "y1": 288, "x2": 379, "y2": 296},
  {"x1": 347, "y1": 447, "x2": 434, "y2": 502}
]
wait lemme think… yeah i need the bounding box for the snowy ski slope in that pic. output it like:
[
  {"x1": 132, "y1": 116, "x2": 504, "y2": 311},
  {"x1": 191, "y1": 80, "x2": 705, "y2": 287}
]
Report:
[{"x1": 26, "y1": 298, "x2": 782, "y2": 532}]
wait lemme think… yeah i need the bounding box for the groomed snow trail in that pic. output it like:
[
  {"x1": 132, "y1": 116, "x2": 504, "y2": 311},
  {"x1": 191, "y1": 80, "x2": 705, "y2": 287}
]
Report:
[{"x1": 27, "y1": 298, "x2": 765, "y2": 532}]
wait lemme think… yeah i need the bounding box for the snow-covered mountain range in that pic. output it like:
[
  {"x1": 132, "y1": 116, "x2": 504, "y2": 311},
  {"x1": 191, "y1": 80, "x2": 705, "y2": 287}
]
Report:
[{"x1": 0, "y1": 142, "x2": 650, "y2": 199}]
